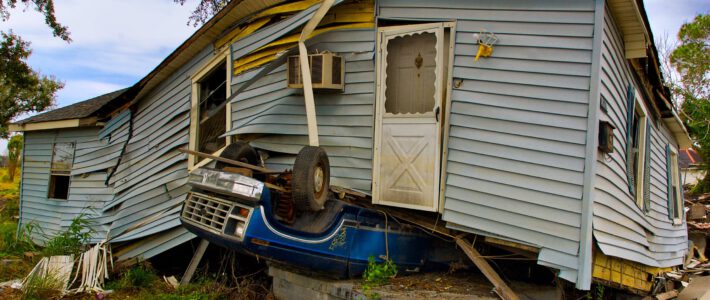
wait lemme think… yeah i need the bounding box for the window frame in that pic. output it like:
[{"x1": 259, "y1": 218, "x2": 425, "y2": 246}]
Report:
[
  {"x1": 667, "y1": 145, "x2": 683, "y2": 225},
  {"x1": 631, "y1": 91, "x2": 649, "y2": 209},
  {"x1": 48, "y1": 142, "x2": 75, "y2": 200},
  {"x1": 188, "y1": 49, "x2": 233, "y2": 171}
]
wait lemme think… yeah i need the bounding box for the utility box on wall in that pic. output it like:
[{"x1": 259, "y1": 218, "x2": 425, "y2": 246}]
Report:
[{"x1": 598, "y1": 121, "x2": 616, "y2": 154}]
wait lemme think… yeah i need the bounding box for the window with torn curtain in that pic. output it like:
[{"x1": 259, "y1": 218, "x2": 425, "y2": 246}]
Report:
[
  {"x1": 48, "y1": 142, "x2": 74, "y2": 200},
  {"x1": 188, "y1": 51, "x2": 232, "y2": 169}
]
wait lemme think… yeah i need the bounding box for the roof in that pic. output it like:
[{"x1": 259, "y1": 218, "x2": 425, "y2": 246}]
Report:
[
  {"x1": 679, "y1": 148, "x2": 704, "y2": 169},
  {"x1": 14, "y1": 89, "x2": 127, "y2": 125}
]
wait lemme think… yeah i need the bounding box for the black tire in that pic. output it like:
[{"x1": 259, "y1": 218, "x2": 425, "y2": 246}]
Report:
[
  {"x1": 292, "y1": 146, "x2": 330, "y2": 212},
  {"x1": 215, "y1": 141, "x2": 259, "y2": 170}
]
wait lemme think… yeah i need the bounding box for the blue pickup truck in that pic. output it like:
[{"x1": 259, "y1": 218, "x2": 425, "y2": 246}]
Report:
[{"x1": 180, "y1": 143, "x2": 451, "y2": 278}]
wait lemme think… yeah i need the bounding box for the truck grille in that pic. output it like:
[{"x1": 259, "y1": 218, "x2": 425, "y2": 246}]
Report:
[{"x1": 182, "y1": 192, "x2": 232, "y2": 233}]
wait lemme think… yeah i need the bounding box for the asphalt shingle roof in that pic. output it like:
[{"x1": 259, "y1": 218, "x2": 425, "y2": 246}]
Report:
[{"x1": 14, "y1": 89, "x2": 127, "y2": 125}]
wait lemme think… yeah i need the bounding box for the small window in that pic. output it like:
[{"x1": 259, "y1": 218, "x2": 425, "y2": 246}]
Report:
[
  {"x1": 667, "y1": 146, "x2": 683, "y2": 224},
  {"x1": 48, "y1": 142, "x2": 74, "y2": 200}
]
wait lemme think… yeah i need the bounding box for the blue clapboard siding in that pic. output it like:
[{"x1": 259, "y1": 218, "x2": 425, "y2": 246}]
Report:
[
  {"x1": 228, "y1": 28, "x2": 376, "y2": 191},
  {"x1": 592, "y1": 7, "x2": 686, "y2": 268},
  {"x1": 97, "y1": 47, "x2": 223, "y2": 259},
  {"x1": 379, "y1": 0, "x2": 595, "y2": 283},
  {"x1": 18, "y1": 46, "x2": 221, "y2": 261},
  {"x1": 20, "y1": 128, "x2": 114, "y2": 244}
]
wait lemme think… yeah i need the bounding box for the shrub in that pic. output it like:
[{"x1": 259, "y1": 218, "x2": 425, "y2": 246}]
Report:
[{"x1": 41, "y1": 213, "x2": 94, "y2": 257}]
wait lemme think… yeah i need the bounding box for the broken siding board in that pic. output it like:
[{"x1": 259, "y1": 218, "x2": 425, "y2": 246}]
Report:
[
  {"x1": 232, "y1": 3, "x2": 324, "y2": 59},
  {"x1": 114, "y1": 227, "x2": 195, "y2": 262},
  {"x1": 105, "y1": 165, "x2": 188, "y2": 211},
  {"x1": 592, "y1": 7, "x2": 686, "y2": 269},
  {"x1": 110, "y1": 118, "x2": 189, "y2": 187},
  {"x1": 98, "y1": 110, "x2": 131, "y2": 140}
]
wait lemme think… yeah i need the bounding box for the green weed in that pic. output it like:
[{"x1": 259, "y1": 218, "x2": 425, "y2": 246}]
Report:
[
  {"x1": 0, "y1": 221, "x2": 38, "y2": 258},
  {"x1": 41, "y1": 213, "x2": 95, "y2": 257},
  {"x1": 21, "y1": 268, "x2": 66, "y2": 300},
  {"x1": 105, "y1": 264, "x2": 159, "y2": 291},
  {"x1": 362, "y1": 256, "x2": 397, "y2": 299}
]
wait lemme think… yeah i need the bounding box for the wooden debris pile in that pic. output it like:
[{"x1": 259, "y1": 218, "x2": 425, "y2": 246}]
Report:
[
  {"x1": 661, "y1": 193, "x2": 710, "y2": 293},
  {"x1": 686, "y1": 193, "x2": 710, "y2": 232}
]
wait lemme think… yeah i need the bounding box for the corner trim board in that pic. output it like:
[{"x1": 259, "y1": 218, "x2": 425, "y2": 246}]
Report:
[{"x1": 577, "y1": 0, "x2": 606, "y2": 290}]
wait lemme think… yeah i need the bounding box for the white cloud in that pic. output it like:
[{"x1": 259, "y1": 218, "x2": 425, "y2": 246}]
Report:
[
  {"x1": 645, "y1": 0, "x2": 710, "y2": 39},
  {"x1": 55, "y1": 80, "x2": 126, "y2": 107},
  {"x1": 0, "y1": 0, "x2": 200, "y2": 105}
]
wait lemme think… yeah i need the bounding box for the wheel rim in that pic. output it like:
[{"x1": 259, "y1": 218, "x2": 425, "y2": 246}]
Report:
[{"x1": 314, "y1": 165, "x2": 324, "y2": 194}]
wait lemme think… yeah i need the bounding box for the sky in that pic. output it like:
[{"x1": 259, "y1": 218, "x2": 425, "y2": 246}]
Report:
[{"x1": 0, "y1": 0, "x2": 708, "y2": 151}]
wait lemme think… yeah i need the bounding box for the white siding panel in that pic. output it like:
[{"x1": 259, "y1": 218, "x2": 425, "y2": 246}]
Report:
[{"x1": 591, "y1": 7, "x2": 686, "y2": 268}]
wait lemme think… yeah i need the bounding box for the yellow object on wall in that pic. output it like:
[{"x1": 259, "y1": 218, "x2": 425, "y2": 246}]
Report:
[
  {"x1": 592, "y1": 251, "x2": 671, "y2": 293},
  {"x1": 474, "y1": 44, "x2": 493, "y2": 62}
]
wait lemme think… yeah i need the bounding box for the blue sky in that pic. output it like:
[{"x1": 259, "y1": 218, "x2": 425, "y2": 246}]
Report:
[{"x1": 0, "y1": 0, "x2": 708, "y2": 151}]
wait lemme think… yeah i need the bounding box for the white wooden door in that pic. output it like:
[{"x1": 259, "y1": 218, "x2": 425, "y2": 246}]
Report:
[{"x1": 373, "y1": 24, "x2": 445, "y2": 211}]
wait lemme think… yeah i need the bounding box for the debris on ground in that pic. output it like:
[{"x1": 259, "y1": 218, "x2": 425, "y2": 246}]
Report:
[{"x1": 676, "y1": 275, "x2": 710, "y2": 300}]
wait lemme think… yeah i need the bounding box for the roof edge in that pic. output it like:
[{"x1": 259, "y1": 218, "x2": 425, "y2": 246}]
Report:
[{"x1": 9, "y1": 117, "x2": 99, "y2": 133}]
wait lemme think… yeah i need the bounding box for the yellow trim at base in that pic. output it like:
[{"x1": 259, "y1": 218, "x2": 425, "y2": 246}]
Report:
[{"x1": 592, "y1": 251, "x2": 671, "y2": 293}]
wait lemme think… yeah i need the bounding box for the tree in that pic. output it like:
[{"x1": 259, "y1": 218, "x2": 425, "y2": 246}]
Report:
[
  {"x1": 173, "y1": 0, "x2": 229, "y2": 27},
  {"x1": 7, "y1": 134, "x2": 22, "y2": 182},
  {"x1": 669, "y1": 14, "x2": 710, "y2": 193},
  {"x1": 0, "y1": 0, "x2": 69, "y2": 138}
]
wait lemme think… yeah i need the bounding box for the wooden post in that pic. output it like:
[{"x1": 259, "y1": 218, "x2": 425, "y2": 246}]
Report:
[
  {"x1": 455, "y1": 237, "x2": 519, "y2": 300},
  {"x1": 297, "y1": 0, "x2": 336, "y2": 147},
  {"x1": 180, "y1": 239, "x2": 209, "y2": 286}
]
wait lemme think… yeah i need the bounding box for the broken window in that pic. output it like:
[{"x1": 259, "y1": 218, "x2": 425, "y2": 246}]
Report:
[
  {"x1": 196, "y1": 62, "x2": 227, "y2": 162},
  {"x1": 48, "y1": 142, "x2": 74, "y2": 200}
]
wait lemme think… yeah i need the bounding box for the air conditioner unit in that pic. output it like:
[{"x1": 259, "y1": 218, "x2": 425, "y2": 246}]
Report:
[{"x1": 287, "y1": 52, "x2": 344, "y2": 90}]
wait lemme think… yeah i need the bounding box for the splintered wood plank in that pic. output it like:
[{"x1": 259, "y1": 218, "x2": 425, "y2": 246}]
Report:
[{"x1": 455, "y1": 237, "x2": 520, "y2": 300}]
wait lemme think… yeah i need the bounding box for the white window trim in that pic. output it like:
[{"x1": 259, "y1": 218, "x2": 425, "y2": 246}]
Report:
[
  {"x1": 668, "y1": 145, "x2": 683, "y2": 225},
  {"x1": 48, "y1": 142, "x2": 75, "y2": 200},
  {"x1": 633, "y1": 91, "x2": 649, "y2": 209},
  {"x1": 188, "y1": 49, "x2": 233, "y2": 171}
]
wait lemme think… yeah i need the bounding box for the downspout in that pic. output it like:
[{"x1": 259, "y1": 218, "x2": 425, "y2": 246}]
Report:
[
  {"x1": 577, "y1": 0, "x2": 606, "y2": 290},
  {"x1": 298, "y1": 0, "x2": 336, "y2": 147}
]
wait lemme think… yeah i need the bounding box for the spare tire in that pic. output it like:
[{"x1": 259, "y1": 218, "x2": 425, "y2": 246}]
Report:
[
  {"x1": 292, "y1": 146, "x2": 330, "y2": 212},
  {"x1": 215, "y1": 141, "x2": 259, "y2": 170}
]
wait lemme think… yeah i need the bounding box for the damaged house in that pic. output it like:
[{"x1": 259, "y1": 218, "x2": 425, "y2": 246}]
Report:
[{"x1": 10, "y1": 0, "x2": 693, "y2": 293}]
